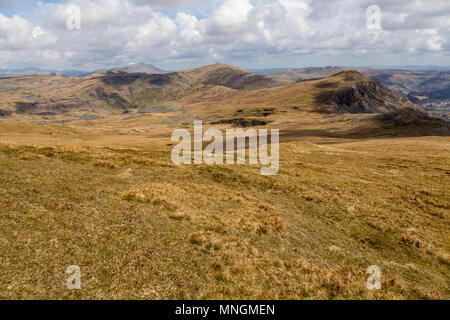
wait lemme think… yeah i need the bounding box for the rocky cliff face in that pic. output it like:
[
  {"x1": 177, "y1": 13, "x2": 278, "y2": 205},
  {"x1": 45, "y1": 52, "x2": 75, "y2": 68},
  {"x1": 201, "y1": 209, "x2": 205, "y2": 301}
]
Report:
[
  {"x1": 327, "y1": 78, "x2": 449, "y2": 127},
  {"x1": 329, "y1": 79, "x2": 410, "y2": 114}
]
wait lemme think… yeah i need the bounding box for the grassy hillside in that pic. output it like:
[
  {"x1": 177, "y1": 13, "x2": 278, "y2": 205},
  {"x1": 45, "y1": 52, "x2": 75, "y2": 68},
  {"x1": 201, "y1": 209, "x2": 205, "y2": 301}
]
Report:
[{"x1": 0, "y1": 138, "x2": 448, "y2": 299}]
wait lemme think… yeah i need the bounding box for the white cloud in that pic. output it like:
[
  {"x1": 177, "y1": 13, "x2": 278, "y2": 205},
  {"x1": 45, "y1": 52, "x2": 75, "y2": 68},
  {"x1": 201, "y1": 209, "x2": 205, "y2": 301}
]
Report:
[
  {"x1": 132, "y1": 0, "x2": 206, "y2": 6},
  {"x1": 0, "y1": 0, "x2": 449, "y2": 69},
  {"x1": 207, "y1": 0, "x2": 253, "y2": 34},
  {"x1": 176, "y1": 12, "x2": 203, "y2": 43},
  {"x1": 0, "y1": 13, "x2": 57, "y2": 50},
  {"x1": 126, "y1": 13, "x2": 177, "y2": 49}
]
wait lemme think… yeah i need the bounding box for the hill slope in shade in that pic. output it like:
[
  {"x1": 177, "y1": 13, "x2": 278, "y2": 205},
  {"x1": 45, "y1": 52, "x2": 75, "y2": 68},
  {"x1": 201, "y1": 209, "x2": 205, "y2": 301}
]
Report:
[{"x1": 269, "y1": 66, "x2": 348, "y2": 82}]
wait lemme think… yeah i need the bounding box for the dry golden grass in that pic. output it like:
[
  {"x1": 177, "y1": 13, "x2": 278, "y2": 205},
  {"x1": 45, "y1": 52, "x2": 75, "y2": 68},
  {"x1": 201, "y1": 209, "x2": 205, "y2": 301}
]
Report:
[
  {"x1": 94, "y1": 160, "x2": 119, "y2": 169},
  {"x1": 0, "y1": 134, "x2": 448, "y2": 300}
]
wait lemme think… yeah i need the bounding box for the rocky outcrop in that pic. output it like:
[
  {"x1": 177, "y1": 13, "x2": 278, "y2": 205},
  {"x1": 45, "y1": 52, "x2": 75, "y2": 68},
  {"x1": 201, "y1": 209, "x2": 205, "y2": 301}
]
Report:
[
  {"x1": 15, "y1": 102, "x2": 39, "y2": 114},
  {"x1": 211, "y1": 118, "x2": 269, "y2": 128},
  {"x1": 377, "y1": 107, "x2": 449, "y2": 127},
  {"x1": 328, "y1": 79, "x2": 410, "y2": 114},
  {"x1": 0, "y1": 109, "x2": 11, "y2": 117}
]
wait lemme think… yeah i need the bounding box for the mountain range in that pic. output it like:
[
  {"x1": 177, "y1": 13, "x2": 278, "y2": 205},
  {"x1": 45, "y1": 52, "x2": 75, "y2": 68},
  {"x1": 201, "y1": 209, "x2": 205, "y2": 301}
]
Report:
[
  {"x1": 1, "y1": 63, "x2": 447, "y2": 137},
  {"x1": 2, "y1": 63, "x2": 450, "y2": 104},
  {"x1": 0, "y1": 63, "x2": 166, "y2": 78}
]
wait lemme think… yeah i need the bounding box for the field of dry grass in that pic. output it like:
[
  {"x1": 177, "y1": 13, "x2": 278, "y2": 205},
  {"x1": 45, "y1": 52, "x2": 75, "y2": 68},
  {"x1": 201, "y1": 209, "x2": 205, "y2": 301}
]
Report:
[{"x1": 0, "y1": 134, "x2": 448, "y2": 299}]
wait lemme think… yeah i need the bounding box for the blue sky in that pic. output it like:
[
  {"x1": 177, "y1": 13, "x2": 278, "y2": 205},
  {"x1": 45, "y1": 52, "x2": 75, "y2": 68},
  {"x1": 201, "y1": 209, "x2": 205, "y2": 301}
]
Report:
[{"x1": 0, "y1": 0, "x2": 449, "y2": 71}]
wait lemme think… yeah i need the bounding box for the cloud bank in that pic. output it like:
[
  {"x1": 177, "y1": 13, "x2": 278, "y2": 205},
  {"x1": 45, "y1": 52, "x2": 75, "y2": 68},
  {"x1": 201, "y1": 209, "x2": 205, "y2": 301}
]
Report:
[{"x1": 0, "y1": 0, "x2": 449, "y2": 70}]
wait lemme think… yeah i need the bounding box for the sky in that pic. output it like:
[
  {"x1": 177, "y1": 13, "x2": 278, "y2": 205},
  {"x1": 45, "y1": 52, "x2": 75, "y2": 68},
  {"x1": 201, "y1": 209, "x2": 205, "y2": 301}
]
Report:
[{"x1": 0, "y1": 0, "x2": 449, "y2": 71}]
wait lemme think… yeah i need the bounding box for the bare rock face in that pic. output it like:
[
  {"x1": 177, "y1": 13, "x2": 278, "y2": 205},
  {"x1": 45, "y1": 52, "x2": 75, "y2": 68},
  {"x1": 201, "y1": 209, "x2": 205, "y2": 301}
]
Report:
[
  {"x1": 329, "y1": 79, "x2": 410, "y2": 114},
  {"x1": 326, "y1": 77, "x2": 449, "y2": 128}
]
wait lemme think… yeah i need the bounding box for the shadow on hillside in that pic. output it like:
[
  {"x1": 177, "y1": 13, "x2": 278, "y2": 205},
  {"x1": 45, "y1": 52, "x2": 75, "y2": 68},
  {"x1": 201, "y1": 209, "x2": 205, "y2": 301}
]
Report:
[{"x1": 279, "y1": 125, "x2": 450, "y2": 145}]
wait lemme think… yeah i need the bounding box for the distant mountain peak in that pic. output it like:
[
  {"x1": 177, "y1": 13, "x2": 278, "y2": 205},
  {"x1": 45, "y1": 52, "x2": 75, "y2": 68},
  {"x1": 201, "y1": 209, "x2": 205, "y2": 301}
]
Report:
[
  {"x1": 128, "y1": 62, "x2": 155, "y2": 67},
  {"x1": 111, "y1": 63, "x2": 165, "y2": 74}
]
